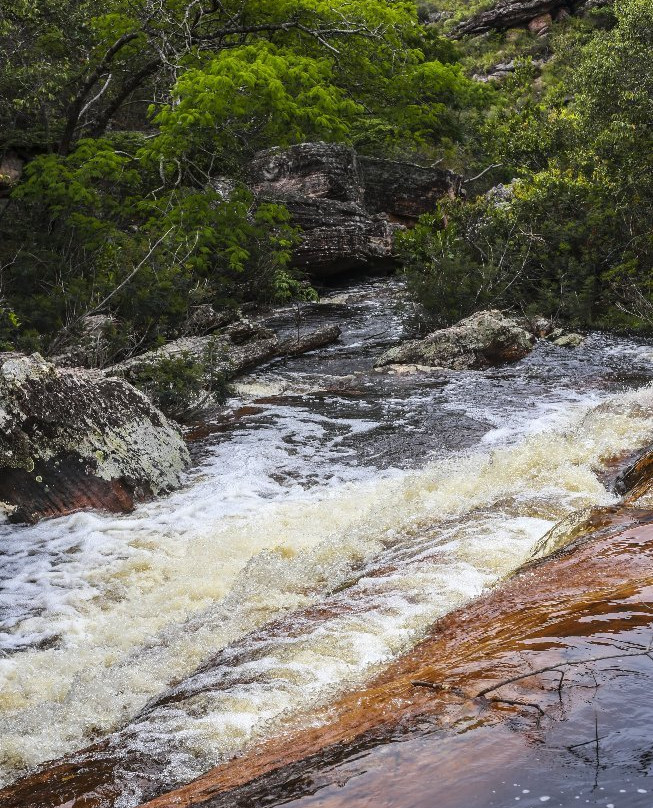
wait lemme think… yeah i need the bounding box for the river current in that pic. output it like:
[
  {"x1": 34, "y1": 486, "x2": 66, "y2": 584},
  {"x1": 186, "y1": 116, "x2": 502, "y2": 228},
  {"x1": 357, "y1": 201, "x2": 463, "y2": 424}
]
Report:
[{"x1": 2, "y1": 277, "x2": 653, "y2": 802}]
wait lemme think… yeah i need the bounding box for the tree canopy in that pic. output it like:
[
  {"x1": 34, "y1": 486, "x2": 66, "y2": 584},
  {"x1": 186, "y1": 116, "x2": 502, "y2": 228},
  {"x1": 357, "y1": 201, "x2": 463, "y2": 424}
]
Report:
[{"x1": 0, "y1": 0, "x2": 482, "y2": 355}]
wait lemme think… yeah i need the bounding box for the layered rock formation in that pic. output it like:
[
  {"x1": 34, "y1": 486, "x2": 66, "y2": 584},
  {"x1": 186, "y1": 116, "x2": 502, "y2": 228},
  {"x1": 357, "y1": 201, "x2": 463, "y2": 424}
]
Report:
[
  {"x1": 375, "y1": 310, "x2": 535, "y2": 370},
  {"x1": 250, "y1": 142, "x2": 462, "y2": 277},
  {"x1": 0, "y1": 353, "x2": 189, "y2": 523},
  {"x1": 451, "y1": 0, "x2": 611, "y2": 38}
]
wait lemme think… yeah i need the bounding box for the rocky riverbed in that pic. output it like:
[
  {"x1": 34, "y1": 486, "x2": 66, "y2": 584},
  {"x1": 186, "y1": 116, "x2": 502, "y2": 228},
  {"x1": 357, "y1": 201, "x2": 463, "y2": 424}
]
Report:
[{"x1": 2, "y1": 276, "x2": 653, "y2": 807}]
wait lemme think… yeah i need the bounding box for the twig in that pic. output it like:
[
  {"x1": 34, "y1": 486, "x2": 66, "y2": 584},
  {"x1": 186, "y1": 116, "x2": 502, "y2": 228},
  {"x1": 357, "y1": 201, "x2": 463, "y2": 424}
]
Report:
[
  {"x1": 463, "y1": 163, "x2": 503, "y2": 185},
  {"x1": 476, "y1": 648, "x2": 653, "y2": 699}
]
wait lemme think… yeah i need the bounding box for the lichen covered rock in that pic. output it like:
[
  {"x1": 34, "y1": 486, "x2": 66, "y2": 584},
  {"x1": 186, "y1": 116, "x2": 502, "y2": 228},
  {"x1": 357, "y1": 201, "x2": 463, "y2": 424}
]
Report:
[
  {"x1": 0, "y1": 354, "x2": 189, "y2": 522},
  {"x1": 375, "y1": 310, "x2": 535, "y2": 370}
]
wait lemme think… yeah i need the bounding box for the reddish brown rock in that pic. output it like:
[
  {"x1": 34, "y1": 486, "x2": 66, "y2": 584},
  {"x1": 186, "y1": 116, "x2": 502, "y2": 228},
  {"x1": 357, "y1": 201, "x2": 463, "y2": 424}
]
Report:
[
  {"x1": 0, "y1": 353, "x2": 189, "y2": 523},
  {"x1": 528, "y1": 11, "x2": 553, "y2": 33}
]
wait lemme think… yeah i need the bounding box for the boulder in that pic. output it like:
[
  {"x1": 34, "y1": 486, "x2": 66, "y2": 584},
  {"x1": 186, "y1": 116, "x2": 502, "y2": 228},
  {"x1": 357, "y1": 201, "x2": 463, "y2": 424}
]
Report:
[
  {"x1": 549, "y1": 330, "x2": 585, "y2": 347},
  {"x1": 249, "y1": 143, "x2": 462, "y2": 277},
  {"x1": 375, "y1": 310, "x2": 535, "y2": 370},
  {"x1": 528, "y1": 11, "x2": 553, "y2": 33},
  {"x1": 287, "y1": 198, "x2": 397, "y2": 275},
  {"x1": 250, "y1": 142, "x2": 363, "y2": 203},
  {"x1": 0, "y1": 354, "x2": 189, "y2": 523}
]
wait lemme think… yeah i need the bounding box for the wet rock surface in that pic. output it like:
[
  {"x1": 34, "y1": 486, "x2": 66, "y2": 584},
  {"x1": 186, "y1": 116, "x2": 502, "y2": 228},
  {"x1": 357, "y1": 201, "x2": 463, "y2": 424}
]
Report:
[
  {"x1": 0, "y1": 353, "x2": 189, "y2": 523},
  {"x1": 375, "y1": 310, "x2": 536, "y2": 370}
]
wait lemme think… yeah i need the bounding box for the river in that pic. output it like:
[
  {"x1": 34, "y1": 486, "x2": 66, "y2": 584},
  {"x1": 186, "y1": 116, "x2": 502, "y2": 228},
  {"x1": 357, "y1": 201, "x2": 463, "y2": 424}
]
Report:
[{"x1": 2, "y1": 277, "x2": 653, "y2": 806}]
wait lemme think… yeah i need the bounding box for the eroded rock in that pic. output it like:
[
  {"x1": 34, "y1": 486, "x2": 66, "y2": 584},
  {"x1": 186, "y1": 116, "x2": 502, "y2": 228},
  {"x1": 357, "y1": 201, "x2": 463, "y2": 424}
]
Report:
[
  {"x1": 450, "y1": 0, "x2": 600, "y2": 37},
  {"x1": 375, "y1": 310, "x2": 535, "y2": 370},
  {"x1": 107, "y1": 322, "x2": 341, "y2": 415},
  {"x1": 0, "y1": 354, "x2": 189, "y2": 523},
  {"x1": 359, "y1": 156, "x2": 463, "y2": 222},
  {"x1": 528, "y1": 11, "x2": 553, "y2": 33},
  {"x1": 250, "y1": 142, "x2": 462, "y2": 277}
]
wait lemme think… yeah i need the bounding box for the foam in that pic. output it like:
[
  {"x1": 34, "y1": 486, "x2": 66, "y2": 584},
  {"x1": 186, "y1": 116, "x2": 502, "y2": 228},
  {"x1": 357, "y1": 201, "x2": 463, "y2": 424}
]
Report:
[{"x1": 1, "y1": 383, "x2": 653, "y2": 787}]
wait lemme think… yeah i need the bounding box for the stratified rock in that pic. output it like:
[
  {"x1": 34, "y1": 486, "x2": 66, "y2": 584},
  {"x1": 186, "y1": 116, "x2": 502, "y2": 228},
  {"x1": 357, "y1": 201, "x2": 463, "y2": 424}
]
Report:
[
  {"x1": 249, "y1": 143, "x2": 462, "y2": 277},
  {"x1": 287, "y1": 198, "x2": 397, "y2": 275},
  {"x1": 359, "y1": 156, "x2": 463, "y2": 222},
  {"x1": 375, "y1": 310, "x2": 535, "y2": 370},
  {"x1": 108, "y1": 320, "x2": 279, "y2": 383},
  {"x1": 0, "y1": 354, "x2": 189, "y2": 523},
  {"x1": 250, "y1": 142, "x2": 363, "y2": 203},
  {"x1": 107, "y1": 322, "x2": 341, "y2": 415},
  {"x1": 450, "y1": 0, "x2": 598, "y2": 37}
]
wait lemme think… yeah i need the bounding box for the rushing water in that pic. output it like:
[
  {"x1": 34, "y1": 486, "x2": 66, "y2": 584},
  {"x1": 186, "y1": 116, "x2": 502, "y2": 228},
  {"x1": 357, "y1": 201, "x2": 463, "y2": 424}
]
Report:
[{"x1": 2, "y1": 277, "x2": 653, "y2": 802}]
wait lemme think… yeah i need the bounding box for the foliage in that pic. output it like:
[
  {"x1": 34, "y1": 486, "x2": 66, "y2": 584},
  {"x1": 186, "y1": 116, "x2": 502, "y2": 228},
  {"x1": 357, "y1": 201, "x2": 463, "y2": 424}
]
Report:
[
  {"x1": 0, "y1": 0, "x2": 482, "y2": 358},
  {"x1": 404, "y1": 0, "x2": 653, "y2": 330},
  {"x1": 128, "y1": 342, "x2": 231, "y2": 420}
]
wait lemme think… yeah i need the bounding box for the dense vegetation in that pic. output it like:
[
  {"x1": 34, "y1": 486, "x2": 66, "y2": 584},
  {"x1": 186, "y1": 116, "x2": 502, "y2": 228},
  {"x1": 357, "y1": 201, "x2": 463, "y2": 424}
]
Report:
[
  {"x1": 0, "y1": 0, "x2": 480, "y2": 355},
  {"x1": 0, "y1": 0, "x2": 651, "y2": 363},
  {"x1": 404, "y1": 0, "x2": 653, "y2": 329}
]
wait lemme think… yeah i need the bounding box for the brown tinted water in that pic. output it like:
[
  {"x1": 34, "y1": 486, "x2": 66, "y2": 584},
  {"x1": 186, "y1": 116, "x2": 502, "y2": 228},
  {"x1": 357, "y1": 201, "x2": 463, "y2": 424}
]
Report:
[
  {"x1": 138, "y1": 508, "x2": 653, "y2": 808},
  {"x1": 3, "y1": 278, "x2": 653, "y2": 807}
]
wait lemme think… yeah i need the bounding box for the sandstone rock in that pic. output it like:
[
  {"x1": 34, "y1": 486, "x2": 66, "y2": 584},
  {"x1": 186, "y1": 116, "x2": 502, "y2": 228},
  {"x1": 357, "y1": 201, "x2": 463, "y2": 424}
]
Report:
[
  {"x1": 108, "y1": 320, "x2": 279, "y2": 384},
  {"x1": 359, "y1": 156, "x2": 463, "y2": 222},
  {"x1": 450, "y1": 0, "x2": 593, "y2": 37},
  {"x1": 107, "y1": 322, "x2": 341, "y2": 414},
  {"x1": 249, "y1": 143, "x2": 462, "y2": 277},
  {"x1": 282, "y1": 197, "x2": 398, "y2": 276},
  {"x1": 521, "y1": 314, "x2": 555, "y2": 338},
  {"x1": 250, "y1": 142, "x2": 363, "y2": 203},
  {"x1": 551, "y1": 332, "x2": 585, "y2": 347},
  {"x1": 375, "y1": 310, "x2": 535, "y2": 370},
  {"x1": 0, "y1": 354, "x2": 189, "y2": 523},
  {"x1": 529, "y1": 12, "x2": 553, "y2": 33}
]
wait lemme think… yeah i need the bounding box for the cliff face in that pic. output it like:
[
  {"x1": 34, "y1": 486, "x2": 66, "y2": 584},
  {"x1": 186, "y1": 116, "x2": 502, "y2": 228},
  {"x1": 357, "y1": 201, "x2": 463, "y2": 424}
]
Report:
[
  {"x1": 250, "y1": 142, "x2": 462, "y2": 277},
  {"x1": 450, "y1": 0, "x2": 612, "y2": 37}
]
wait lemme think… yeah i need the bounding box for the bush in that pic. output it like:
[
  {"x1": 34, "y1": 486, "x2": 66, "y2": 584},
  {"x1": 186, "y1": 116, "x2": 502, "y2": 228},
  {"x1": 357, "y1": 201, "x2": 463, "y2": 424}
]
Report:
[{"x1": 129, "y1": 342, "x2": 231, "y2": 421}]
